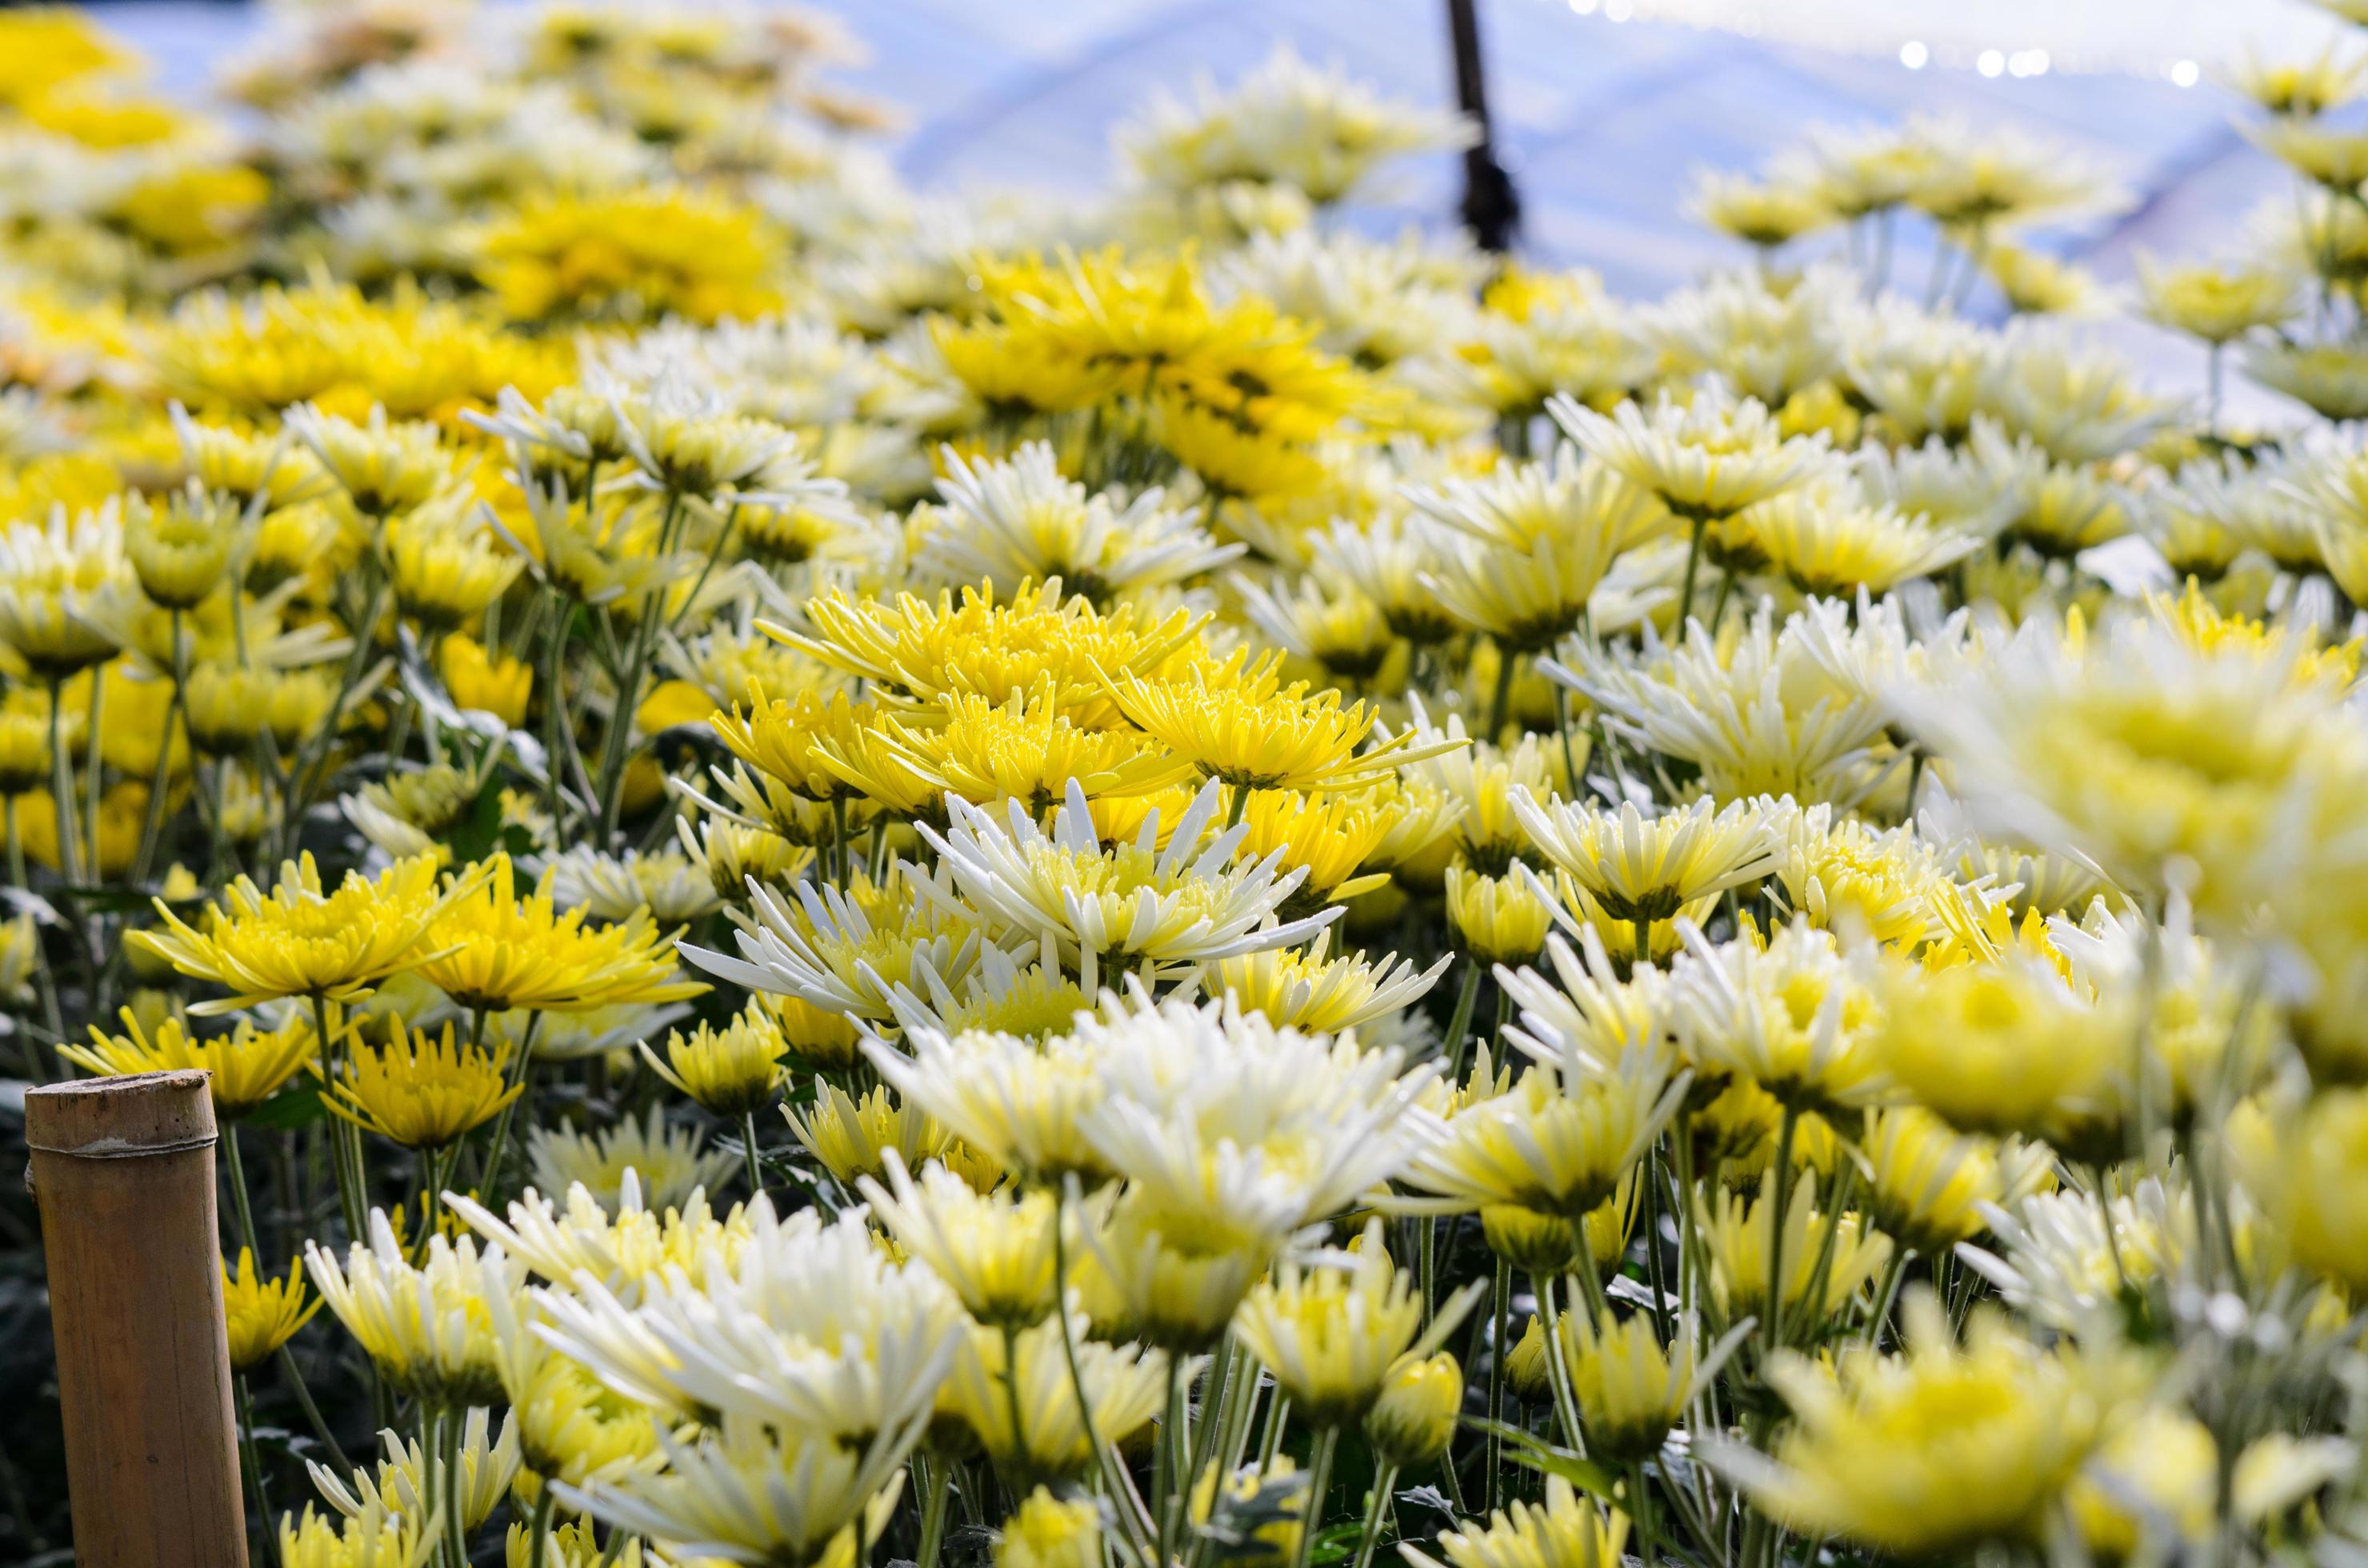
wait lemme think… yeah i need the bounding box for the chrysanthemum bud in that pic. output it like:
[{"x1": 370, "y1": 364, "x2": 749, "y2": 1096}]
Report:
[
  {"x1": 995, "y1": 1488, "x2": 1099, "y2": 1568},
  {"x1": 1366, "y1": 1350, "x2": 1461, "y2": 1467}
]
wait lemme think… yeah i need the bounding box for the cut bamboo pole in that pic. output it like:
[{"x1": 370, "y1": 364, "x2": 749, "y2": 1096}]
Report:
[{"x1": 27, "y1": 1068, "x2": 249, "y2": 1568}]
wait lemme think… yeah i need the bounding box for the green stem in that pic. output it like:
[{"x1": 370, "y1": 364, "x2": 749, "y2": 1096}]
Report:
[
  {"x1": 1677, "y1": 516, "x2": 1707, "y2": 630},
  {"x1": 1641, "y1": 1146, "x2": 1673, "y2": 1348},
  {"x1": 1484, "y1": 1257, "x2": 1509, "y2": 1513},
  {"x1": 1154, "y1": 1354, "x2": 1184, "y2": 1567},
  {"x1": 594, "y1": 494, "x2": 684, "y2": 848},
  {"x1": 1289, "y1": 1427, "x2": 1340, "y2": 1568},
  {"x1": 222, "y1": 1122, "x2": 261, "y2": 1256},
  {"x1": 1054, "y1": 1186, "x2": 1154, "y2": 1557},
  {"x1": 1627, "y1": 1462, "x2": 1659, "y2": 1568},
  {"x1": 442, "y1": 1402, "x2": 467, "y2": 1568},
  {"x1": 45, "y1": 680, "x2": 80, "y2": 886},
  {"x1": 525, "y1": 1482, "x2": 556, "y2": 1568},
  {"x1": 312, "y1": 994, "x2": 368, "y2": 1247},
  {"x1": 236, "y1": 1374, "x2": 278, "y2": 1568},
  {"x1": 80, "y1": 667, "x2": 103, "y2": 882},
  {"x1": 1000, "y1": 1321, "x2": 1031, "y2": 1485},
  {"x1": 542, "y1": 594, "x2": 573, "y2": 836},
  {"x1": 914, "y1": 1454, "x2": 954, "y2": 1568},
  {"x1": 1764, "y1": 1105, "x2": 1801, "y2": 1353},
  {"x1": 133, "y1": 607, "x2": 186, "y2": 884},
  {"x1": 1535, "y1": 1273, "x2": 1586, "y2": 1452},
  {"x1": 1346, "y1": 1462, "x2": 1399, "y2": 1568},
  {"x1": 742, "y1": 1109, "x2": 765, "y2": 1200},
  {"x1": 273, "y1": 1345, "x2": 353, "y2": 1475},
  {"x1": 1862, "y1": 1246, "x2": 1910, "y2": 1350},
  {"x1": 1223, "y1": 784, "x2": 1252, "y2": 831},
  {"x1": 475, "y1": 1013, "x2": 542, "y2": 1204},
  {"x1": 1486, "y1": 648, "x2": 1517, "y2": 742},
  {"x1": 279, "y1": 565, "x2": 386, "y2": 862},
  {"x1": 1442, "y1": 961, "x2": 1482, "y2": 1085}
]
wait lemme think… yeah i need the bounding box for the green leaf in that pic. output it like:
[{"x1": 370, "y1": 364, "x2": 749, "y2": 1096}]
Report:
[
  {"x1": 1460, "y1": 1417, "x2": 1619, "y2": 1499},
  {"x1": 243, "y1": 1079, "x2": 330, "y2": 1131},
  {"x1": 446, "y1": 773, "x2": 514, "y2": 864}
]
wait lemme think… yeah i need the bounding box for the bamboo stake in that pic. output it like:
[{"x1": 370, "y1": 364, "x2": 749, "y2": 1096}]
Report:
[{"x1": 27, "y1": 1069, "x2": 249, "y2": 1568}]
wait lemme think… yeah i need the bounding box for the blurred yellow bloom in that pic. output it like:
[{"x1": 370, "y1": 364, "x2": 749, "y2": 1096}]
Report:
[{"x1": 1730, "y1": 1294, "x2": 2139, "y2": 1556}]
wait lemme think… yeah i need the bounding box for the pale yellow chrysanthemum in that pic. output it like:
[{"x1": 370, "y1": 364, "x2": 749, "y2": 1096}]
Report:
[
  {"x1": 1403, "y1": 1476, "x2": 1628, "y2": 1568},
  {"x1": 940, "y1": 1310, "x2": 1168, "y2": 1485},
  {"x1": 859, "y1": 1157, "x2": 1058, "y2": 1328},
  {"x1": 1230, "y1": 1220, "x2": 1480, "y2": 1429},
  {"x1": 1718, "y1": 1294, "x2": 2141, "y2": 1557},
  {"x1": 304, "y1": 1211, "x2": 520, "y2": 1407}
]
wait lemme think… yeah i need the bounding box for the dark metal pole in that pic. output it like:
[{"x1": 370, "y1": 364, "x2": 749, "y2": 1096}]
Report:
[{"x1": 1446, "y1": 0, "x2": 1521, "y2": 252}]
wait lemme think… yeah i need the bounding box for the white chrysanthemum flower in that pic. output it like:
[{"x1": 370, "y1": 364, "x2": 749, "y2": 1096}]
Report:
[
  {"x1": 1548, "y1": 390, "x2": 1832, "y2": 522},
  {"x1": 306, "y1": 1408, "x2": 520, "y2": 1538},
  {"x1": 1972, "y1": 322, "x2": 2164, "y2": 466},
  {"x1": 1843, "y1": 302, "x2": 1994, "y2": 447},
  {"x1": 912, "y1": 442, "x2": 1240, "y2": 602},
  {"x1": 1212, "y1": 226, "x2": 1486, "y2": 366},
  {"x1": 682, "y1": 871, "x2": 984, "y2": 1028},
  {"x1": 1736, "y1": 487, "x2": 1981, "y2": 598},
  {"x1": 1557, "y1": 607, "x2": 1895, "y2": 806},
  {"x1": 864, "y1": 1022, "x2": 1110, "y2": 1184},
  {"x1": 564, "y1": 1412, "x2": 914, "y2": 1568},
  {"x1": 1070, "y1": 986, "x2": 1447, "y2": 1248},
  {"x1": 1648, "y1": 265, "x2": 1852, "y2": 406},
  {"x1": 1667, "y1": 916, "x2": 1890, "y2": 1112},
  {"x1": 2244, "y1": 338, "x2": 2368, "y2": 423},
  {"x1": 1118, "y1": 44, "x2": 1473, "y2": 204},
  {"x1": 912, "y1": 778, "x2": 1339, "y2": 987},
  {"x1": 1407, "y1": 446, "x2": 1673, "y2": 648},
  {"x1": 1311, "y1": 515, "x2": 1461, "y2": 646},
  {"x1": 1850, "y1": 430, "x2": 2021, "y2": 542},
  {"x1": 446, "y1": 1169, "x2": 747, "y2": 1305},
  {"x1": 939, "y1": 1310, "x2": 1172, "y2": 1479},
  {"x1": 1202, "y1": 930, "x2": 1450, "y2": 1036},
  {"x1": 1958, "y1": 1178, "x2": 2201, "y2": 1333},
  {"x1": 530, "y1": 1200, "x2": 962, "y2": 1437},
  {"x1": 1498, "y1": 925, "x2": 1668, "y2": 1083},
  {"x1": 543, "y1": 846, "x2": 721, "y2": 925},
  {"x1": 1511, "y1": 790, "x2": 1782, "y2": 926},
  {"x1": 523, "y1": 1110, "x2": 740, "y2": 1214},
  {"x1": 305, "y1": 1211, "x2": 522, "y2": 1407}
]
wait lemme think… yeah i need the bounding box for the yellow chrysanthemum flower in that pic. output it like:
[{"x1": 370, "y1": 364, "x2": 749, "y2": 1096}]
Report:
[
  {"x1": 994, "y1": 1488, "x2": 1099, "y2": 1568},
  {"x1": 222, "y1": 1247, "x2": 322, "y2": 1373},
  {"x1": 1103, "y1": 662, "x2": 1460, "y2": 794},
  {"x1": 62, "y1": 1006, "x2": 318, "y2": 1118},
  {"x1": 131, "y1": 852, "x2": 471, "y2": 1013},
  {"x1": 639, "y1": 1002, "x2": 786, "y2": 1118},
  {"x1": 322, "y1": 1014, "x2": 520, "y2": 1150},
  {"x1": 413, "y1": 854, "x2": 705, "y2": 1015}
]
